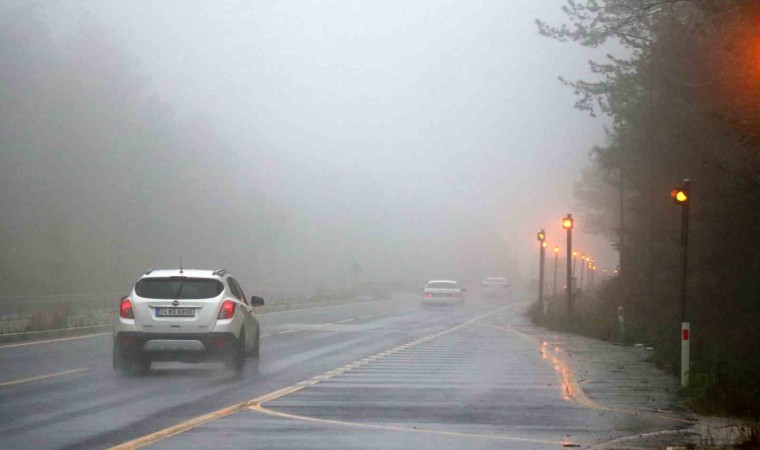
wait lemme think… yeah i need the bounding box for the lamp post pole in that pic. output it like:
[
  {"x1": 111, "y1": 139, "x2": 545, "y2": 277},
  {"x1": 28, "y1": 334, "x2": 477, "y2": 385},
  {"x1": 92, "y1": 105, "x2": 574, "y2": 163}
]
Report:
[
  {"x1": 537, "y1": 230, "x2": 547, "y2": 317},
  {"x1": 552, "y1": 245, "x2": 559, "y2": 299},
  {"x1": 572, "y1": 251, "x2": 578, "y2": 278},
  {"x1": 671, "y1": 179, "x2": 692, "y2": 387},
  {"x1": 562, "y1": 214, "x2": 574, "y2": 319},
  {"x1": 579, "y1": 257, "x2": 585, "y2": 298}
]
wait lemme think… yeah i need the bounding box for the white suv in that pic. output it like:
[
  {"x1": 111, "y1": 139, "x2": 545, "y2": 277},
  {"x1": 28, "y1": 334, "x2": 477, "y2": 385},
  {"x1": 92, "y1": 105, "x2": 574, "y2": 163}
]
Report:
[{"x1": 113, "y1": 269, "x2": 263, "y2": 375}]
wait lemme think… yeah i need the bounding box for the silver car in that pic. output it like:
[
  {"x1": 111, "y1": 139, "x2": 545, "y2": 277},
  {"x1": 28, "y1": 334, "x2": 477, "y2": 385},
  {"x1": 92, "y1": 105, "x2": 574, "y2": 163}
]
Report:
[
  {"x1": 421, "y1": 280, "x2": 465, "y2": 308},
  {"x1": 481, "y1": 277, "x2": 509, "y2": 297},
  {"x1": 113, "y1": 268, "x2": 263, "y2": 375}
]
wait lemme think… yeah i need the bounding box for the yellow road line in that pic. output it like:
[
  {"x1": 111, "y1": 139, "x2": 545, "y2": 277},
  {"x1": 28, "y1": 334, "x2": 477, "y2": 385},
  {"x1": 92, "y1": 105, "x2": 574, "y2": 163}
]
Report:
[
  {"x1": 0, "y1": 368, "x2": 90, "y2": 387},
  {"x1": 0, "y1": 332, "x2": 111, "y2": 350},
  {"x1": 108, "y1": 385, "x2": 305, "y2": 450},
  {"x1": 474, "y1": 320, "x2": 695, "y2": 425},
  {"x1": 109, "y1": 306, "x2": 511, "y2": 449}
]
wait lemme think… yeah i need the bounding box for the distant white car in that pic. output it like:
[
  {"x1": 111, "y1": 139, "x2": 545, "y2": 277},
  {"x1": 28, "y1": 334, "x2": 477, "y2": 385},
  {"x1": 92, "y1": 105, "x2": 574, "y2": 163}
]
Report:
[
  {"x1": 482, "y1": 277, "x2": 509, "y2": 297},
  {"x1": 421, "y1": 280, "x2": 465, "y2": 308}
]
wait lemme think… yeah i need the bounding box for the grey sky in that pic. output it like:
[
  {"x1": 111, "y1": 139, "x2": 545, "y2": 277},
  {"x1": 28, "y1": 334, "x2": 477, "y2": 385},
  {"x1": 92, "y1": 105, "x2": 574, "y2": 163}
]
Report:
[{"x1": 34, "y1": 0, "x2": 618, "y2": 287}]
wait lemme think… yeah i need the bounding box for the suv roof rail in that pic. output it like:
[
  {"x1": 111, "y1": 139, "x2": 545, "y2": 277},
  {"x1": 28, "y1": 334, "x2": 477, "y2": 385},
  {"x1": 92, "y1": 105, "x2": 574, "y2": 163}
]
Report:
[{"x1": 212, "y1": 268, "x2": 229, "y2": 277}]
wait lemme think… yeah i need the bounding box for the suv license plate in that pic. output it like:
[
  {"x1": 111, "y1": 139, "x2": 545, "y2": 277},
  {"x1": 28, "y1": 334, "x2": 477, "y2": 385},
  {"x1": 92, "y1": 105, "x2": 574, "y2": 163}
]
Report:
[{"x1": 156, "y1": 308, "x2": 195, "y2": 317}]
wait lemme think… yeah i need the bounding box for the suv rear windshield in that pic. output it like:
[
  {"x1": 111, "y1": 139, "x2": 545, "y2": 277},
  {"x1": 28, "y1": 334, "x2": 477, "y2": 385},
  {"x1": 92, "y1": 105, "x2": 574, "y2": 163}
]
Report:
[
  {"x1": 426, "y1": 282, "x2": 459, "y2": 289},
  {"x1": 135, "y1": 278, "x2": 224, "y2": 299}
]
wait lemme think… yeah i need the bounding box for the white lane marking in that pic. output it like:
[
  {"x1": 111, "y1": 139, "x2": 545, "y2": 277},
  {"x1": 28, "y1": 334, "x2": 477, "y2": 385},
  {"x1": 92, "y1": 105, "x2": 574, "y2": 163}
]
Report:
[
  {"x1": 0, "y1": 333, "x2": 111, "y2": 350},
  {"x1": 336, "y1": 318, "x2": 355, "y2": 324},
  {"x1": 249, "y1": 403, "x2": 574, "y2": 446},
  {"x1": 0, "y1": 368, "x2": 90, "y2": 387}
]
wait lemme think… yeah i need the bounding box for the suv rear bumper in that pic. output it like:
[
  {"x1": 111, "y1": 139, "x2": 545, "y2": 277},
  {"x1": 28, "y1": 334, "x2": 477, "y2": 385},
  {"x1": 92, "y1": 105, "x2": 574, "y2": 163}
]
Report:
[{"x1": 114, "y1": 332, "x2": 239, "y2": 362}]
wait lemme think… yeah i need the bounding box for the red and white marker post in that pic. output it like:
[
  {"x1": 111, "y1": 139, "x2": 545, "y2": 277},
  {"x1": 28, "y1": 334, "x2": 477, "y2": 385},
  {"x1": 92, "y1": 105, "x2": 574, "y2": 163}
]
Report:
[
  {"x1": 617, "y1": 306, "x2": 625, "y2": 337},
  {"x1": 681, "y1": 322, "x2": 690, "y2": 387}
]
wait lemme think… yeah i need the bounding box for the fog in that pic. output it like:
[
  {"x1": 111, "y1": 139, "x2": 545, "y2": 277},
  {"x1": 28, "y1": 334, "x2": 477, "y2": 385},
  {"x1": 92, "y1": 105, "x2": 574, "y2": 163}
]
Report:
[{"x1": 1, "y1": 0, "x2": 617, "y2": 296}]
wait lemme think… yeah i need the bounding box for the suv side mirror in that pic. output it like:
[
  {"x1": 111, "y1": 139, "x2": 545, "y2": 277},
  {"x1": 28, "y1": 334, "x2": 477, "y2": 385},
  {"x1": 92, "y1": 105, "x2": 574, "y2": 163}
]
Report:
[{"x1": 250, "y1": 296, "x2": 265, "y2": 307}]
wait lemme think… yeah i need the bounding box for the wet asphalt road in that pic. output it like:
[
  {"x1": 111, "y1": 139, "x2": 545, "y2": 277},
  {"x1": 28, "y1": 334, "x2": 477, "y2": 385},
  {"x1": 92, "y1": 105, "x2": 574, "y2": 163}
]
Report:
[{"x1": 0, "y1": 293, "x2": 684, "y2": 449}]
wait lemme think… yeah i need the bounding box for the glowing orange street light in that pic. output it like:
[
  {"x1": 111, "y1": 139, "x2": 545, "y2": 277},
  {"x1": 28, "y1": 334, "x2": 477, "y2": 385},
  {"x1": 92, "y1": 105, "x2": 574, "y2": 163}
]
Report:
[
  {"x1": 554, "y1": 245, "x2": 560, "y2": 253},
  {"x1": 542, "y1": 241, "x2": 548, "y2": 248},
  {"x1": 562, "y1": 216, "x2": 574, "y2": 230},
  {"x1": 671, "y1": 188, "x2": 689, "y2": 204}
]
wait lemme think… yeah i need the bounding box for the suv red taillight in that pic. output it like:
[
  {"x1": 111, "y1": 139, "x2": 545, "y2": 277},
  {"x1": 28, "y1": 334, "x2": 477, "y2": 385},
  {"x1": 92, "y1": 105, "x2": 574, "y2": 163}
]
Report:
[
  {"x1": 120, "y1": 297, "x2": 134, "y2": 319},
  {"x1": 423, "y1": 293, "x2": 432, "y2": 298},
  {"x1": 217, "y1": 299, "x2": 236, "y2": 319}
]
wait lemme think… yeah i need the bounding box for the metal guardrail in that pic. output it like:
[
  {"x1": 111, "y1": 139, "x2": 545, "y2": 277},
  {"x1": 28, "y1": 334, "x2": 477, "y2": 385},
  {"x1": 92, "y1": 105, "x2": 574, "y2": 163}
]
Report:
[
  {"x1": 0, "y1": 290, "x2": 397, "y2": 336},
  {"x1": 0, "y1": 293, "x2": 125, "y2": 316}
]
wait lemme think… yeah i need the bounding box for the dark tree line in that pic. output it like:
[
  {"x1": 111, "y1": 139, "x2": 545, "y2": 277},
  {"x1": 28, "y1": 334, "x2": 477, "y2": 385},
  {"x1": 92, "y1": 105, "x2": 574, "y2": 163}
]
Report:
[
  {"x1": 540, "y1": 0, "x2": 759, "y2": 416},
  {"x1": 0, "y1": 8, "x2": 284, "y2": 296}
]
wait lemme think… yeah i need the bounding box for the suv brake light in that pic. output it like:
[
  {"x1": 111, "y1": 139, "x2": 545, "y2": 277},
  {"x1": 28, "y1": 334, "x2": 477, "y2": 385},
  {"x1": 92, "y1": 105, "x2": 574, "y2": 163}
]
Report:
[
  {"x1": 120, "y1": 297, "x2": 134, "y2": 319},
  {"x1": 423, "y1": 293, "x2": 432, "y2": 298},
  {"x1": 218, "y1": 299, "x2": 236, "y2": 319}
]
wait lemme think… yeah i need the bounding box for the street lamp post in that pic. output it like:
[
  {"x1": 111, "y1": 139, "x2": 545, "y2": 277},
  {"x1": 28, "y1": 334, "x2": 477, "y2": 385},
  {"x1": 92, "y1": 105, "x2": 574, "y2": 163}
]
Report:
[
  {"x1": 537, "y1": 230, "x2": 547, "y2": 317},
  {"x1": 552, "y1": 245, "x2": 560, "y2": 299},
  {"x1": 579, "y1": 256, "x2": 585, "y2": 298},
  {"x1": 562, "y1": 214, "x2": 574, "y2": 319},
  {"x1": 572, "y1": 251, "x2": 578, "y2": 278},
  {"x1": 671, "y1": 179, "x2": 692, "y2": 387}
]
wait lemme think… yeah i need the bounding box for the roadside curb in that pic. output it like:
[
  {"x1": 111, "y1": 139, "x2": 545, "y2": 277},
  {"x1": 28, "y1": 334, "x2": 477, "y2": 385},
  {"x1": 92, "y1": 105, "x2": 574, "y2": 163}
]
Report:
[{"x1": 0, "y1": 323, "x2": 113, "y2": 344}]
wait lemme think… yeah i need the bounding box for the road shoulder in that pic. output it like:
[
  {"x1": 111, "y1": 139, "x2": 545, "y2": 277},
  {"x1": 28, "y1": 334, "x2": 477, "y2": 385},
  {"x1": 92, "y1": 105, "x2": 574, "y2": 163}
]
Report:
[{"x1": 497, "y1": 306, "x2": 747, "y2": 449}]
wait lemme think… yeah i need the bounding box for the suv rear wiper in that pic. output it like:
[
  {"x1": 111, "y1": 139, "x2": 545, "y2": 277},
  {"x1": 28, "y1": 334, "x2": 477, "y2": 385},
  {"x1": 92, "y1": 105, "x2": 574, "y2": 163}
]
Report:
[{"x1": 174, "y1": 280, "x2": 187, "y2": 300}]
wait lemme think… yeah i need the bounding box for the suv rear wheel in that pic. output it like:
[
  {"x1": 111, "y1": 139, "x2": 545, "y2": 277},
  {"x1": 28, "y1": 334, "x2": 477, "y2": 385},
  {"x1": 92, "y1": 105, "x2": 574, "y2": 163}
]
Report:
[
  {"x1": 113, "y1": 344, "x2": 151, "y2": 376},
  {"x1": 249, "y1": 330, "x2": 260, "y2": 373},
  {"x1": 225, "y1": 328, "x2": 245, "y2": 374}
]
